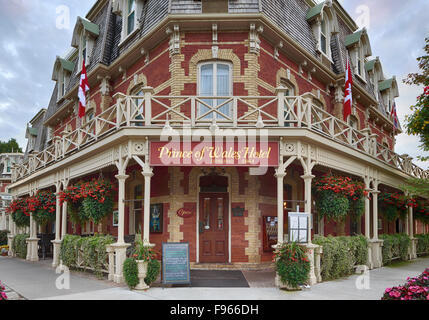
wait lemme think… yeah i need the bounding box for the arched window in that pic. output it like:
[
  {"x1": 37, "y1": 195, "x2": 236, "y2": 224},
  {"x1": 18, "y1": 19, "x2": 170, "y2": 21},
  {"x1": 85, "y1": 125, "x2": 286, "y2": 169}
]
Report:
[
  {"x1": 320, "y1": 17, "x2": 329, "y2": 56},
  {"x1": 131, "y1": 86, "x2": 144, "y2": 126},
  {"x1": 281, "y1": 79, "x2": 296, "y2": 127},
  {"x1": 312, "y1": 98, "x2": 325, "y2": 132},
  {"x1": 198, "y1": 61, "x2": 232, "y2": 120},
  {"x1": 348, "y1": 115, "x2": 359, "y2": 130}
]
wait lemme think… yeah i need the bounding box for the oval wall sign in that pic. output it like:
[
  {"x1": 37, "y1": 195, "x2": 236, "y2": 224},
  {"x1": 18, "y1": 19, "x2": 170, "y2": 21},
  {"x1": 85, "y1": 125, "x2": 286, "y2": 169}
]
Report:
[{"x1": 177, "y1": 208, "x2": 194, "y2": 219}]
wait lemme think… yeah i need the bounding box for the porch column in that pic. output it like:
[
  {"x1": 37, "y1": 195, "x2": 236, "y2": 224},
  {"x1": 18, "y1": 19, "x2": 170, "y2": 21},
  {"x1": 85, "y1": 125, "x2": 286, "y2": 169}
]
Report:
[
  {"x1": 52, "y1": 184, "x2": 62, "y2": 267},
  {"x1": 142, "y1": 165, "x2": 154, "y2": 246},
  {"x1": 370, "y1": 186, "x2": 383, "y2": 268},
  {"x1": 61, "y1": 202, "x2": 68, "y2": 239},
  {"x1": 372, "y1": 189, "x2": 380, "y2": 240},
  {"x1": 275, "y1": 169, "x2": 286, "y2": 245},
  {"x1": 409, "y1": 205, "x2": 417, "y2": 259},
  {"x1": 7, "y1": 212, "x2": 15, "y2": 257},
  {"x1": 364, "y1": 181, "x2": 373, "y2": 268},
  {"x1": 26, "y1": 212, "x2": 39, "y2": 262},
  {"x1": 112, "y1": 174, "x2": 130, "y2": 283}
]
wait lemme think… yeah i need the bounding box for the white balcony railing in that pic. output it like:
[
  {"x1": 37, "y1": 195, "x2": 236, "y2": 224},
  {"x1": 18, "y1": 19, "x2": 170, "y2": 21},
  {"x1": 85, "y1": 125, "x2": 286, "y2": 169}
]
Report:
[{"x1": 12, "y1": 88, "x2": 428, "y2": 182}]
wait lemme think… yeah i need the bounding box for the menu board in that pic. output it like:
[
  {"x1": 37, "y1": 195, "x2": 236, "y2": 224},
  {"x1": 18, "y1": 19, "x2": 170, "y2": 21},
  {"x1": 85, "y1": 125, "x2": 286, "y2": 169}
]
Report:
[{"x1": 162, "y1": 242, "x2": 191, "y2": 285}]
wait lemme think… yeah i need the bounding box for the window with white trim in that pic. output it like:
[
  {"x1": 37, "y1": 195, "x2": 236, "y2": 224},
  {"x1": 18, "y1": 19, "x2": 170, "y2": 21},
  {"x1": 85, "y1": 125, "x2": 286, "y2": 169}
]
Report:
[
  {"x1": 320, "y1": 17, "x2": 329, "y2": 56},
  {"x1": 127, "y1": 0, "x2": 137, "y2": 35},
  {"x1": 281, "y1": 79, "x2": 296, "y2": 127},
  {"x1": 198, "y1": 61, "x2": 232, "y2": 120}
]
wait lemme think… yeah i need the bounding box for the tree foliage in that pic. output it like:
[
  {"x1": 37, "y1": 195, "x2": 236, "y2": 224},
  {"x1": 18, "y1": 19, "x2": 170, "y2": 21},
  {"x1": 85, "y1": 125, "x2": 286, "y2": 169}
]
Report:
[
  {"x1": 0, "y1": 138, "x2": 22, "y2": 153},
  {"x1": 404, "y1": 37, "x2": 429, "y2": 161}
]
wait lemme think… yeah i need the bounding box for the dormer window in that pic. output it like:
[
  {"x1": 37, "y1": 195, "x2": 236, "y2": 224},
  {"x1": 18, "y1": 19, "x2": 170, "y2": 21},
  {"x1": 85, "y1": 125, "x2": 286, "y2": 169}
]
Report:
[
  {"x1": 113, "y1": 0, "x2": 144, "y2": 45},
  {"x1": 379, "y1": 77, "x2": 399, "y2": 116},
  {"x1": 71, "y1": 17, "x2": 99, "y2": 71},
  {"x1": 127, "y1": 0, "x2": 136, "y2": 35},
  {"x1": 52, "y1": 57, "x2": 74, "y2": 101},
  {"x1": 345, "y1": 28, "x2": 372, "y2": 82},
  {"x1": 307, "y1": 0, "x2": 338, "y2": 61},
  {"x1": 320, "y1": 18, "x2": 328, "y2": 55}
]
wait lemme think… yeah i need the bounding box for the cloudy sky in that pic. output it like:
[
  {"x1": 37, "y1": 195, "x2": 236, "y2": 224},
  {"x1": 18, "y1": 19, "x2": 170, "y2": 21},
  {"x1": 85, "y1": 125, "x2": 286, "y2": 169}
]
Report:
[{"x1": 0, "y1": 0, "x2": 428, "y2": 168}]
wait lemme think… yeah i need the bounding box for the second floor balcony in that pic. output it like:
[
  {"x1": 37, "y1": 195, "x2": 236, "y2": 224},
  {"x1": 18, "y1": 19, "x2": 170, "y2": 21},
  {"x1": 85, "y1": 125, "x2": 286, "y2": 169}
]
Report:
[{"x1": 12, "y1": 88, "x2": 428, "y2": 182}]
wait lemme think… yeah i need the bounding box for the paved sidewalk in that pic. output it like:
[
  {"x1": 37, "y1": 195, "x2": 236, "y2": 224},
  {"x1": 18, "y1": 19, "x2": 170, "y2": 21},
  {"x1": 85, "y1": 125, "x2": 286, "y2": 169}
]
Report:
[{"x1": 1, "y1": 256, "x2": 428, "y2": 300}]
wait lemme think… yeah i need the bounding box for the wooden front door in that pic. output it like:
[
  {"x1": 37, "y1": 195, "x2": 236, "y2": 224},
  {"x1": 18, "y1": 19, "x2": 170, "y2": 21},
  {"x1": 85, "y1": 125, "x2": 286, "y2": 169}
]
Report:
[{"x1": 199, "y1": 193, "x2": 229, "y2": 263}]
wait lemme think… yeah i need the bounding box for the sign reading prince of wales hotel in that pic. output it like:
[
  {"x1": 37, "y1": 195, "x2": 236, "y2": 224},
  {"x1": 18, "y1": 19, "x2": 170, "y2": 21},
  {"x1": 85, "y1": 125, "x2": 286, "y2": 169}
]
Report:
[{"x1": 151, "y1": 142, "x2": 279, "y2": 167}]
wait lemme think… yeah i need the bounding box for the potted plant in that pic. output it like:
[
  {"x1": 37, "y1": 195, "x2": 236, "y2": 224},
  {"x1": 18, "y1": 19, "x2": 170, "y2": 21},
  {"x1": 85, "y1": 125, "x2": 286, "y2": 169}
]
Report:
[
  {"x1": 0, "y1": 245, "x2": 8, "y2": 256},
  {"x1": 132, "y1": 235, "x2": 156, "y2": 290},
  {"x1": 274, "y1": 242, "x2": 310, "y2": 291}
]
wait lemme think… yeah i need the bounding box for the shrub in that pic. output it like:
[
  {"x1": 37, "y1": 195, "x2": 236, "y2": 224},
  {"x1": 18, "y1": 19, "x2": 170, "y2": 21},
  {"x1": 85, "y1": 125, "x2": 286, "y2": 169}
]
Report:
[
  {"x1": 274, "y1": 242, "x2": 310, "y2": 289},
  {"x1": 60, "y1": 234, "x2": 114, "y2": 278},
  {"x1": 0, "y1": 230, "x2": 9, "y2": 246},
  {"x1": 379, "y1": 234, "x2": 411, "y2": 265},
  {"x1": 145, "y1": 259, "x2": 161, "y2": 285},
  {"x1": 382, "y1": 269, "x2": 429, "y2": 300},
  {"x1": 12, "y1": 234, "x2": 29, "y2": 259},
  {"x1": 415, "y1": 234, "x2": 429, "y2": 255},
  {"x1": 123, "y1": 258, "x2": 139, "y2": 289},
  {"x1": 313, "y1": 235, "x2": 368, "y2": 281}
]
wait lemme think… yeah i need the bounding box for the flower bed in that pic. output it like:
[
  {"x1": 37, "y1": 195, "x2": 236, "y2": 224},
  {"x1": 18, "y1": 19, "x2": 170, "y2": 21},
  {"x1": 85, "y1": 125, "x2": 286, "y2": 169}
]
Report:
[
  {"x1": 273, "y1": 242, "x2": 310, "y2": 289},
  {"x1": 415, "y1": 234, "x2": 429, "y2": 256},
  {"x1": 382, "y1": 269, "x2": 429, "y2": 300},
  {"x1": 379, "y1": 234, "x2": 411, "y2": 265},
  {"x1": 59, "y1": 234, "x2": 115, "y2": 278},
  {"x1": 12, "y1": 234, "x2": 29, "y2": 259},
  {"x1": 313, "y1": 235, "x2": 368, "y2": 281},
  {"x1": 0, "y1": 245, "x2": 8, "y2": 256},
  {"x1": 0, "y1": 281, "x2": 7, "y2": 301}
]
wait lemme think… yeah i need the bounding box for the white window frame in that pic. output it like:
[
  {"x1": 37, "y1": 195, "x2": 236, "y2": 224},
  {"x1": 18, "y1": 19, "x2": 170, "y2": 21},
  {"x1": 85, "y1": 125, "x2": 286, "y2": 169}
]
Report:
[
  {"x1": 320, "y1": 17, "x2": 329, "y2": 57},
  {"x1": 197, "y1": 61, "x2": 233, "y2": 120},
  {"x1": 118, "y1": 0, "x2": 144, "y2": 46},
  {"x1": 127, "y1": 0, "x2": 137, "y2": 36}
]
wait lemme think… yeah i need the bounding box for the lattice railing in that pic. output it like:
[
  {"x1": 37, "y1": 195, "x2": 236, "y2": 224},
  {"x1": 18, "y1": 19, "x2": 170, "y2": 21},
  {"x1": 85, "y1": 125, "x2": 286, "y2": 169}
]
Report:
[{"x1": 12, "y1": 88, "x2": 428, "y2": 182}]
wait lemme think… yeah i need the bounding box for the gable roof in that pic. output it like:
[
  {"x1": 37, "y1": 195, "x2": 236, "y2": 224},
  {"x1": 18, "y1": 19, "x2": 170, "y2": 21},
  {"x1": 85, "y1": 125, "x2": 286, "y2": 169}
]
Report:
[{"x1": 71, "y1": 17, "x2": 100, "y2": 48}]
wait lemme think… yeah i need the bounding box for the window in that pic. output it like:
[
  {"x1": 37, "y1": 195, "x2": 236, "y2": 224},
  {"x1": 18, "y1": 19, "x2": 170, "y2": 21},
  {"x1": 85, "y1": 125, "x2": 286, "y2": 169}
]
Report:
[
  {"x1": 312, "y1": 98, "x2": 325, "y2": 131},
  {"x1": 320, "y1": 18, "x2": 328, "y2": 55},
  {"x1": 133, "y1": 184, "x2": 143, "y2": 234},
  {"x1": 202, "y1": 0, "x2": 228, "y2": 13},
  {"x1": 6, "y1": 159, "x2": 11, "y2": 173},
  {"x1": 281, "y1": 80, "x2": 296, "y2": 127},
  {"x1": 127, "y1": 0, "x2": 136, "y2": 35},
  {"x1": 131, "y1": 87, "x2": 144, "y2": 126},
  {"x1": 78, "y1": 32, "x2": 88, "y2": 71},
  {"x1": 198, "y1": 62, "x2": 232, "y2": 120}
]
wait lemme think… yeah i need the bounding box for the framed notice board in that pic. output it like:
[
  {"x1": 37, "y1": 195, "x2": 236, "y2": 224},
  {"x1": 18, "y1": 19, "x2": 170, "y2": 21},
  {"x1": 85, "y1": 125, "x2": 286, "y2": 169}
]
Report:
[{"x1": 162, "y1": 242, "x2": 191, "y2": 285}]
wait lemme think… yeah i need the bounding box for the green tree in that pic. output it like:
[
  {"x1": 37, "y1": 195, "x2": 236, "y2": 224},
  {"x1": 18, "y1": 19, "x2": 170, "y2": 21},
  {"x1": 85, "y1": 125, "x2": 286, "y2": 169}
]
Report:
[
  {"x1": 402, "y1": 38, "x2": 428, "y2": 201},
  {"x1": 403, "y1": 37, "x2": 429, "y2": 161},
  {"x1": 0, "y1": 138, "x2": 23, "y2": 153}
]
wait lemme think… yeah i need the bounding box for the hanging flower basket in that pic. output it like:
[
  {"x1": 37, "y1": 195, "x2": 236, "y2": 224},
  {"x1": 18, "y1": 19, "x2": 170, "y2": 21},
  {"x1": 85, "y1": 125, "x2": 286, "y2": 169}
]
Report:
[
  {"x1": 414, "y1": 201, "x2": 429, "y2": 224},
  {"x1": 378, "y1": 192, "x2": 409, "y2": 222},
  {"x1": 313, "y1": 174, "x2": 368, "y2": 222},
  {"x1": 33, "y1": 191, "x2": 56, "y2": 225},
  {"x1": 60, "y1": 178, "x2": 115, "y2": 224},
  {"x1": 7, "y1": 198, "x2": 30, "y2": 228}
]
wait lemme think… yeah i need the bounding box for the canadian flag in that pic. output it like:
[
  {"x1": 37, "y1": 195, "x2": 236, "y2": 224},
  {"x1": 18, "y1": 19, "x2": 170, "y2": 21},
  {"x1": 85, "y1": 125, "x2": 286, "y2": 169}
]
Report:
[
  {"x1": 343, "y1": 56, "x2": 353, "y2": 121},
  {"x1": 78, "y1": 59, "x2": 90, "y2": 118},
  {"x1": 391, "y1": 101, "x2": 399, "y2": 130}
]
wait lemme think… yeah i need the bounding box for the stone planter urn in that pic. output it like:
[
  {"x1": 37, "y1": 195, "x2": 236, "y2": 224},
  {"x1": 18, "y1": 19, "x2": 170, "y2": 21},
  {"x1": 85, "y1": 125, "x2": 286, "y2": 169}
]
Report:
[{"x1": 135, "y1": 260, "x2": 149, "y2": 290}]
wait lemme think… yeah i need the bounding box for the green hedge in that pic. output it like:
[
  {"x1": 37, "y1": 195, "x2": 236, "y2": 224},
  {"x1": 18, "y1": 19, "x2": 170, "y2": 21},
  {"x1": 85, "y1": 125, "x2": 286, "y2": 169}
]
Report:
[
  {"x1": 415, "y1": 234, "x2": 429, "y2": 256},
  {"x1": 379, "y1": 234, "x2": 411, "y2": 265},
  {"x1": 313, "y1": 235, "x2": 368, "y2": 281},
  {"x1": 12, "y1": 234, "x2": 29, "y2": 259},
  {"x1": 59, "y1": 234, "x2": 115, "y2": 278},
  {"x1": 0, "y1": 230, "x2": 9, "y2": 246}
]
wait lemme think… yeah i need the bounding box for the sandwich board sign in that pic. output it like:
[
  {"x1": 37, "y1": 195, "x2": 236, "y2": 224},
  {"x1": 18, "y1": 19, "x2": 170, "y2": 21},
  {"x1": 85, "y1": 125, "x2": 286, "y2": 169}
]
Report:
[{"x1": 162, "y1": 242, "x2": 191, "y2": 285}]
